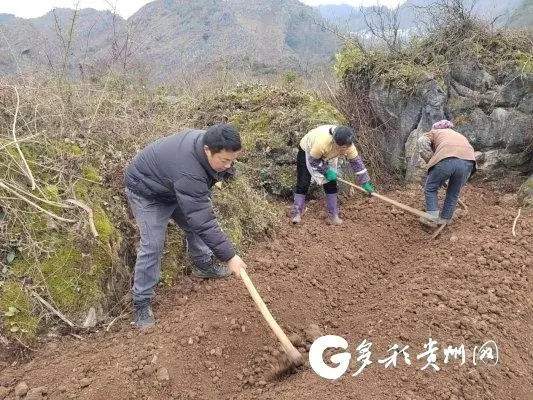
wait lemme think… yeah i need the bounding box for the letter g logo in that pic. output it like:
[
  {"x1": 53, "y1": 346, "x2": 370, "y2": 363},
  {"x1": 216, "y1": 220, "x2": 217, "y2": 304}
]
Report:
[{"x1": 309, "y1": 335, "x2": 351, "y2": 380}]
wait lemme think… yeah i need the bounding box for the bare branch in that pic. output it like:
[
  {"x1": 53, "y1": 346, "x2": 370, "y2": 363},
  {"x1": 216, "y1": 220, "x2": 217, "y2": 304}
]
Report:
[
  {"x1": 63, "y1": 3, "x2": 80, "y2": 75},
  {"x1": 309, "y1": 15, "x2": 363, "y2": 50},
  {"x1": 0, "y1": 132, "x2": 43, "y2": 150},
  {"x1": 0, "y1": 181, "x2": 76, "y2": 223},
  {"x1": 360, "y1": 5, "x2": 403, "y2": 52},
  {"x1": 4, "y1": 85, "x2": 37, "y2": 189},
  {"x1": 31, "y1": 291, "x2": 76, "y2": 328},
  {"x1": 3, "y1": 181, "x2": 73, "y2": 209},
  {"x1": 512, "y1": 208, "x2": 521, "y2": 237},
  {"x1": 66, "y1": 199, "x2": 99, "y2": 238}
]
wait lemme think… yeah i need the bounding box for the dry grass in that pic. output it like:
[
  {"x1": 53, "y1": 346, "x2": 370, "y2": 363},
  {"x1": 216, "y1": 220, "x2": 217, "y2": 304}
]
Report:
[{"x1": 322, "y1": 81, "x2": 398, "y2": 185}]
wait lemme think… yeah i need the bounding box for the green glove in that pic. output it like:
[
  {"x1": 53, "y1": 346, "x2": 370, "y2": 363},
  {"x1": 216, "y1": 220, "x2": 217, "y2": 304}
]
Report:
[
  {"x1": 362, "y1": 181, "x2": 375, "y2": 195},
  {"x1": 325, "y1": 168, "x2": 337, "y2": 182}
]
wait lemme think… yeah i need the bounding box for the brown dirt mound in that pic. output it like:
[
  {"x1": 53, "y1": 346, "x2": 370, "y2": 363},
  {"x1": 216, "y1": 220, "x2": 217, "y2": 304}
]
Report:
[{"x1": 0, "y1": 184, "x2": 532, "y2": 400}]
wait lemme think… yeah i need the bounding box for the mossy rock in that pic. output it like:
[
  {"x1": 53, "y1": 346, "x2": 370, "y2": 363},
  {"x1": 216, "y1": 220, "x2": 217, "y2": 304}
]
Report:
[
  {"x1": 212, "y1": 175, "x2": 279, "y2": 246},
  {"x1": 185, "y1": 83, "x2": 344, "y2": 197},
  {"x1": 334, "y1": 45, "x2": 366, "y2": 81},
  {"x1": 336, "y1": 22, "x2": 532, "y2": 94},
  {"x1": 517, "y1": 175, "x2": 533, "y2": 207},
  {"x1": 259, "y1": 164, "x2": 295, "y2": 199},
  {"x1": 82, "y1": 165, "x2": 102, "y2": 182},
  {"x1": 515, "y1": 51, "x2": 533, "y2": 75},
  {"x1": 159, "y1": 225, "x2": 186, "y2": 287},
  {"x1": 1, "y1": 281, "x2": 40, "y2": 342},
  {"x1": 1, "y1": 137, "x2": 124, "y2": 341},
  {"x1": 453, "y1": 113, "x2": 473, "y2": 126},
  {"x1": 302, "y1": 94, "x2": 346, "y2": 127},
  {"x1": 13, "y1": 241, "x2": 103, "y2": 312},
  {"x1": 231, "y1": 110, "x2": 281, "y2": 153},
  {"x1": 93, "y1": 207, "x2": 115, "y2": 241}
]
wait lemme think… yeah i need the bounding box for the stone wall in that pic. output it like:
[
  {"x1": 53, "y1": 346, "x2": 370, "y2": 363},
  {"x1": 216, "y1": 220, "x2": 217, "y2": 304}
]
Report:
[{"x1": 365, "y1": 58, "x2": 533, "y2": 183}]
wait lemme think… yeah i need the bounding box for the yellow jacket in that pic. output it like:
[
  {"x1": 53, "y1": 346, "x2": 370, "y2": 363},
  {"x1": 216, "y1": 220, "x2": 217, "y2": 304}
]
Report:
[{"x1": 300, "y1": 125, "x2": 359, "y2": 161}]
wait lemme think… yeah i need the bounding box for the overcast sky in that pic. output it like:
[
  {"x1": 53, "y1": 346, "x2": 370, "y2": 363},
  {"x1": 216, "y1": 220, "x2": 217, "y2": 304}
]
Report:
[{"x1": 0, "y1": 0, "x2": 406, "y2": 19}]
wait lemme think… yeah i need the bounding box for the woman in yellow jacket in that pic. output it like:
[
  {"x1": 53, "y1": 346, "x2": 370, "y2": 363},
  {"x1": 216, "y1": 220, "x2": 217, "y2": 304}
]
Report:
[{"x1": 290, "y1": 125, "x2": 375, "y2": 225}]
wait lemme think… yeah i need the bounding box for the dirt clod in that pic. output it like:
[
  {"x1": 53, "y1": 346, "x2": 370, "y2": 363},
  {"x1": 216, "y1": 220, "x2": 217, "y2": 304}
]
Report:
[
  {"x1": 14, "y1": 382, "x2": 28, "y2": 397},
  {"x1": 79, "y1": 378, "x2": 91, "y2": 388}
]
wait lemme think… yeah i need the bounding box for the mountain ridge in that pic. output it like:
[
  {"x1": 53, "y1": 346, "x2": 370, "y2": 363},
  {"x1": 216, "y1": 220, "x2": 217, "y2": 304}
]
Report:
[
  {"x1": 0, "y1": 0, "x2": 341, "y2": 80},
  {"x1": 316, "y1": 0, "x2": 528, "y2": 32}
]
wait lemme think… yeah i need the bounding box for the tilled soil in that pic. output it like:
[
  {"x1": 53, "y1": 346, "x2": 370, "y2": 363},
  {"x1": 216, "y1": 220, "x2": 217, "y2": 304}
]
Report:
[{"x1": 0, "y1": 185, "x2": 532, "y2": 400}]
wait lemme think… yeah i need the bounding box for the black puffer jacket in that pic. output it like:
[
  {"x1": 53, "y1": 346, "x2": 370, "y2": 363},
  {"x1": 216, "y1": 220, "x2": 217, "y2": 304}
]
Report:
[{"x1": 125, "y1": 129, "x2": 235, "y2": 261}]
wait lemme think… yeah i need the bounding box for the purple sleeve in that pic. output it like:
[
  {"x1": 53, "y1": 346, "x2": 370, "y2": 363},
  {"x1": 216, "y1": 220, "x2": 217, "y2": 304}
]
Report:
[
  {"x1": 349, "y1": 156, "x2": 371, "y2": 185},
  {"x1": 308, "y1": 155, "x2": 329, "y2": 175}
]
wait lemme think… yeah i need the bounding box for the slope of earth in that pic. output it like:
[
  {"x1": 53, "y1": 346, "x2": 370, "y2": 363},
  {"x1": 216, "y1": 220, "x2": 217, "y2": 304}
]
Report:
[{"x1": 0, "y1": 184, "x2": 531, "y2": 400}]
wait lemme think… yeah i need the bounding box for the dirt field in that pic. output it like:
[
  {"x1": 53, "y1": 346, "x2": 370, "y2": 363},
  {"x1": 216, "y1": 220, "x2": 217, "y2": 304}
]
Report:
[{"x1": 1, "y1": 184, "x2": 532, "y2": 400}]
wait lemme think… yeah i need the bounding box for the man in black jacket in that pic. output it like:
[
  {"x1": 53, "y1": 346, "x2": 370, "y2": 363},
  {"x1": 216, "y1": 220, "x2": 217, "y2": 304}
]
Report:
[{"x1": 125, "y1": 124, "x2": 247, "y2": 328}]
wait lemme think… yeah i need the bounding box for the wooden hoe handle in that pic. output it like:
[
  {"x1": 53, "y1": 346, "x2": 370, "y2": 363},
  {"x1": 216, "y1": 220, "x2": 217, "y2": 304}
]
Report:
[
  {"x1": 338, "y1": 178, "x2": 435, "y2": 220},
  {"x1": 239, "y1": 269, "x2": 301, "y2": 361}
]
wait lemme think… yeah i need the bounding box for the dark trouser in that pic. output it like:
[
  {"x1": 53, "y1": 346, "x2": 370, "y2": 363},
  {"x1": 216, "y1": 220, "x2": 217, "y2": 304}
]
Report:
[
  {"x1": 425, "y1": 157, "x2": 474, "y2": 220},
  {"x1": 295, "y1": 147, "x2": 337, "y2": 195},
  {"x1": 125, "y1": 188, "x2": 213, "y2": 302}
]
